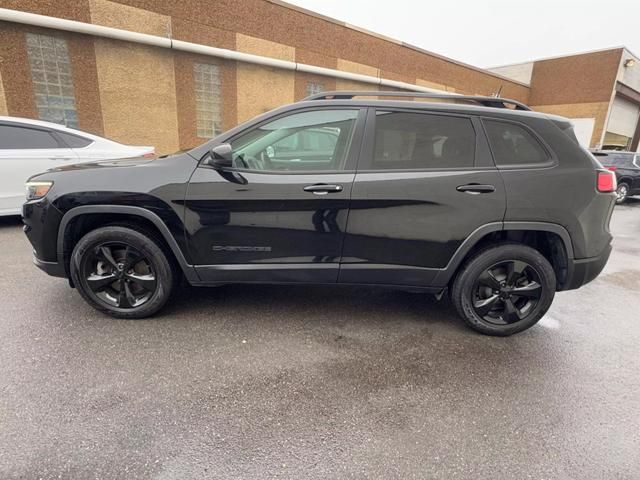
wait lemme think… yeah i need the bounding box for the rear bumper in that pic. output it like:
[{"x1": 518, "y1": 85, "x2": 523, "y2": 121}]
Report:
[{"x1": 564, "y1": 243, "x2": 612, "y2": 291}]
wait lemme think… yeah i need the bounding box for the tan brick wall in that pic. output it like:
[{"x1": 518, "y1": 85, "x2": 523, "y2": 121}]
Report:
[
  {"x1": 294, "y1": 72, "x2": 336, "y2": 101},
  {"x1": 236, "y1": 34, "x2": 295, "y2": 62},
  {"x1": 529, "y1": 50, "x2": 622, "y2": 106},
  {"x1": 236, "y1": 34, "x2": 295, "y2": 123},
  {"x1": 336, "y1": 59, "x2": 378, "y2": 78},
  {"x1": 236, "y1": 64, "x2": 295, "y2": 123},
  {"x1": 100, "y1": 0, "x2": 529, "y2": 101},
  {"x1": 0, "y1": 0, "x2": 91, "y2": 22},
  {"x1": 67, "y1": 35, "x2": 105, "y2": 136},
  {"x1": 89, "y1": 0, "x2": 171, "y2": 36},
  {"x1": 0, "y1": 70, "x2": 8, "y2": 115},
  {"x1": 0, "y1": 22, "x2": 37, "y2": 119},
  {"x1": 531, "y1": 102, "x2": 611, "y2": 147},
  {"x1": 417, "y1": 78, "x2": 455, "y2": 93},
  {"x1": 93, "y1": 38, "x2": 179, "y2": 153}
]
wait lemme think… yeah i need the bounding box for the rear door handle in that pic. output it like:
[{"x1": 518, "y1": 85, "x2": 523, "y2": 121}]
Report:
[
  {"x1": 456, "y1": 184, "x2": 496, "y2": 194},
  {"x1": 303, "y1": 184, "x2": 343, "y2": 195}
]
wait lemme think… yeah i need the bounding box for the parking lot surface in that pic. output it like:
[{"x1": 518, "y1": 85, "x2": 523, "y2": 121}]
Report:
[{"x1": 1, "y1": 202, "x2": 639, "y2": 479}]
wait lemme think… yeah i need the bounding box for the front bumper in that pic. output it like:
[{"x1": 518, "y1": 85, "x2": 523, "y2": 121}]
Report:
[
  {"x1": 564, "y1": 243, "x2": 612, "y2": 291},
  {"x1": 33, "y1": 252, "x2": 66, "y2": 278}
]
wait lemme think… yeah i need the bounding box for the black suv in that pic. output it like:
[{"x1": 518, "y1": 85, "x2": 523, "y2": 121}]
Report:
[
  {"x1": 23, "y1": 92, "x2": 616, "y2": 336},
  {"x1": 591, "y1": 150, "x2": 640, "y2": 204}
]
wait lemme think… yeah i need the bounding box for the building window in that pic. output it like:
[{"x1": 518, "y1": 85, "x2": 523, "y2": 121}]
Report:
[
  {"x1": 26, "y1": 33, "x2": 78, "y2": 128},
  {"x1": 306, "y1": 81, "x2": 324, "y2": 97},
  {"x1": 194, "y1": 63, "x2": 223, "y2": 138}
]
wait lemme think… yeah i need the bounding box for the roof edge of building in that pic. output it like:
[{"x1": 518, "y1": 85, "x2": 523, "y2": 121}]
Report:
[
  {"x1": 487, "y1": 46, "x2": 628, "y2": 70},
  {"x1": 268, "y1": 0, "x2": 531, "y2": 88}
]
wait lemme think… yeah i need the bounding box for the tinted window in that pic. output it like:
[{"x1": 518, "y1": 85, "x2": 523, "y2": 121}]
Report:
[
  {"x1": 230, "y1": 109, "x2": 358, "y2": 172},
  {"x1": 372, "y1": 112, "x2": 475, "y2": 170},
  {"x1": 0, "y1": 125, "x2": 60, "y2": 149},
  {"x1": 611, "y1": 154, "x2": 634, "y2": 167},
  {"x1": 484, "y1": 120, "x2": 549, "y2": 166},
  {"x1": 56, "y1": 131, "x2": 92, "y2": 148}
]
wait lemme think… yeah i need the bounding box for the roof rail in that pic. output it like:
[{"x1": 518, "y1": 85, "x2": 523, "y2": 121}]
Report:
[{"x1": 301, "y1": 90, "x2": 532, "y2": 111}]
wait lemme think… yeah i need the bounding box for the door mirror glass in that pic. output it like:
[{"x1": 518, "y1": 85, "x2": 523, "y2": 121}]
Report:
[{"x1": 207, "y1": 143, "x2": 233, "y2": 169}]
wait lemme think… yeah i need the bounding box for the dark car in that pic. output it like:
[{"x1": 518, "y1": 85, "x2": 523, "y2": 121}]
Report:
[
  {"x1": 22, "y1": 91, "x2": 616, "y2": 336},
  {"x1": 591, "y1": 150, "x2": 640, "y2": 204}
]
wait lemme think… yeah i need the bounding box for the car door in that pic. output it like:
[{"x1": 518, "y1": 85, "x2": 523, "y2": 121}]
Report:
[
  {"x1": 339, "y1": 108, "x2": 506, "y2": 286},
  {"x1": 184, "y1": 107, "x2": 365, "y2": 284},
  {"x1": 0, "y1": 122, "x2": 78, "y2": 215}
]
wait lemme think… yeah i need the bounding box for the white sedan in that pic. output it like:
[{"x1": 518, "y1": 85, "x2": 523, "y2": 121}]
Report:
[{"x1": 0, "y1": 117, "x2": 154, "y2": 216}]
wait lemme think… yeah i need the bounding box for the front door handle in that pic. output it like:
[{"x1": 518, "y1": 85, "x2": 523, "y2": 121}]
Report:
[
  {"x1": 456, "y1": 184, "x2": 496, "y2": 194},
  {"x1": 303, "y1": 184, "x2": 343, "y2": 195}
]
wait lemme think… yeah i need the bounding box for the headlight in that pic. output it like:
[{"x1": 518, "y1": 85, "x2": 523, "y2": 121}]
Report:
[{"x1": 25, "y1": 181, "x2": 53, "y2": 201}]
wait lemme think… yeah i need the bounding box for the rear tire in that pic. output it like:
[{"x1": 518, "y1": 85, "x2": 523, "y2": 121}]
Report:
[
  {"x1": 616, "y1": 182, "x2": 629, "y2": 204},
  {"x1": 451, "y1": 243, "x2": 556, "y2": 336},
  {"x1": 70, "y1": 226, "x2": 174, "y2": 319}
]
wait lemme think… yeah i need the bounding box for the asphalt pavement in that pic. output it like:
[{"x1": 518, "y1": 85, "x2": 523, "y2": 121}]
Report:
[{"x1": 1, "y1": 202, "x2": 639, "y2": 479}]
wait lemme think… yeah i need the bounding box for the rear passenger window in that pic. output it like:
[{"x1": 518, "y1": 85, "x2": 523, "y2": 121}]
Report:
[
  {"x1": 372, "y1": 112, "x2": 475, "y2": 170},
  {"x1": 0, "y1": 124, "x2": 60, "y2": 149},
  {"x1": 484, "y1": 120, "x2": 549, "y2": 166}
]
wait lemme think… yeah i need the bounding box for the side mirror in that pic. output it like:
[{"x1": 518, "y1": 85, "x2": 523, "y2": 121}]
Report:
[{"x1": 207, "y1": 143, "x2": 233, "y2": 169}]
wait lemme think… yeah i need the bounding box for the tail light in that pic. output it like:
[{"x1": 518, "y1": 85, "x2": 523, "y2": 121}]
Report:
[
  {"x1": 606, "y1": 166, "x2": 617, "y2": 172},
  {"x1": 597, "y1": 170, "x2": 616, "y2": 193}
]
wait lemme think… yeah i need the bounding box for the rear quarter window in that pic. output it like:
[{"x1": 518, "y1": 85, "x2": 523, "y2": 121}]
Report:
[
  {"x1": 483, "y1": 119, "x2": 550, "y2": 167},
  {"x1": 56, "y1": 131, "x2": 93, "y2": 148}
]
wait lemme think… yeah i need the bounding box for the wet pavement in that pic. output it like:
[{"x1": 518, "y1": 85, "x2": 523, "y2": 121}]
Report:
[{"x1": 1, "y1": 201, "x2": 639, "y2": 479}]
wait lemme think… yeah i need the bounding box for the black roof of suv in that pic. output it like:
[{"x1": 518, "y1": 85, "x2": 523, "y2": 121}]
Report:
[{"x1": 22, "y1": 91, "x2": 617, "y2": 336}]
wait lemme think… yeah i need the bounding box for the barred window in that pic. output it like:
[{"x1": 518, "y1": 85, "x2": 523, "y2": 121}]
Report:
[
  {"x1": 306, "y1": 81, "x2": 324, "y2": 97},
  {"x1": 194, "y1": 63, "x2": 223, "y2": 138},
  {"x1": 26, "y1": 33, "x2": 78, "y2": 128}
]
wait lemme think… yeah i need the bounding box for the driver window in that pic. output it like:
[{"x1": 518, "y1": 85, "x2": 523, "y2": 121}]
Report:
[{"x1": 229, "y1": 109, "x2": 359, "y2": 172}]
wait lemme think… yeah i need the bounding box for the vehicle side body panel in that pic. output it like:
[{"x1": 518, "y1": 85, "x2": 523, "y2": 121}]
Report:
[
  {"x1": 481, "y1": 112, "x2": 615, "y2": 260},
  {"x1": 23, "y1": 154, "x2": 197, "y2": 276},
  {"x1": 22, "y1": 99, "x2": 615, "y2": 297}
]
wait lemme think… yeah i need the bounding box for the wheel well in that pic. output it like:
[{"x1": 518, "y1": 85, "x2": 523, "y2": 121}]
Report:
[
  {"x1": 61, "y1": 213, "x2": 181, "y2": 279},
  {"x1": 617, "y1": 177, "x2": 632, "y2": 186},
  {"x1": 453, "y1": 230, "x2": 569, "y2": 290}
]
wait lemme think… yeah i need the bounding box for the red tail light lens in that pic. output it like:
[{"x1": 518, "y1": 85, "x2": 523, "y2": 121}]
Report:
[
  {"x1": 607, "y1": 166, "x2": 617, "y2": 172},
  {"x1": 597, "y1": 170, "x2": 616, "y2": 193}
]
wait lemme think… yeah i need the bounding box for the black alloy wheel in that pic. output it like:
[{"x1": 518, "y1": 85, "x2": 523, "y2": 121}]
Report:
[
  {"x1": 71, "y1": 226, "x2": 175, "y2": 319},
  {"x1": 451, "y1": 243, "x2": 556, "y2": 336},
  {"x1": 472, "y1": 260, "x2": 542, "y2": 325},
  {"x1": 82, "y1": 242, "x2": 157, "y2": 309}
]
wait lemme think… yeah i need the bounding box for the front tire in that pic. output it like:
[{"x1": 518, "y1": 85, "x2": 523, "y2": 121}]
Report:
[
  {"x1": 451, "y1": 244, "x2": 556, "y2": 336},
  {"x1": 70, "y1": 226, "x2": 174, "y2": 319}
]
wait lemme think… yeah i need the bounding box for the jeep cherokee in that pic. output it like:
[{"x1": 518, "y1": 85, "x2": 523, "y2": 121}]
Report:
[{"x1": 22, "y1": 91, "x2": 616, "y2": 336}]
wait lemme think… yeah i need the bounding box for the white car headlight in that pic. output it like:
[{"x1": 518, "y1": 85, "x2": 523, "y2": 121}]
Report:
[{"x1": 25, "y1": 181, "x2": 53, "y2": 201}]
